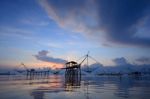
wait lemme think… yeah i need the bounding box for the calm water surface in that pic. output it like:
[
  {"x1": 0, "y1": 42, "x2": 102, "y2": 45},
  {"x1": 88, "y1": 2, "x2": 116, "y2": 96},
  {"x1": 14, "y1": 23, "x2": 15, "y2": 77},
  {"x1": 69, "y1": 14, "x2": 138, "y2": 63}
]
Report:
[{"x1": 0, "y1": 75, "x2": 150, "y2": 99}]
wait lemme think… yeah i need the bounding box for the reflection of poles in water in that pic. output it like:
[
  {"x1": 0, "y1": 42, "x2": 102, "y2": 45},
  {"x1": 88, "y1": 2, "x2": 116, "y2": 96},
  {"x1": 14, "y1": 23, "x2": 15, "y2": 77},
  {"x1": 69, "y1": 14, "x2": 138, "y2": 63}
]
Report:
[
  {"x1": 65, "y1": 73, "x2": 81, "y2": 91},
  {"x1": 31, "y1": 91, "x2": 44, "y2": 99},
  {"x1": 84, "y1": 81, "x2": 90, "y2": 99},
  {"x1": 65, "y1": 71, "x2": 81, "y2": 85}
]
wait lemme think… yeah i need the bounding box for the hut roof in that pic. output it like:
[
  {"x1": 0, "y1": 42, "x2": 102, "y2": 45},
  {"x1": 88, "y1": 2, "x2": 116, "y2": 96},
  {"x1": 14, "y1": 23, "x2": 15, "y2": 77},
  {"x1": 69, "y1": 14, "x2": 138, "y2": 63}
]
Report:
[{"x1": 66, "y1": 61, "x2": 77, "y2": 64}]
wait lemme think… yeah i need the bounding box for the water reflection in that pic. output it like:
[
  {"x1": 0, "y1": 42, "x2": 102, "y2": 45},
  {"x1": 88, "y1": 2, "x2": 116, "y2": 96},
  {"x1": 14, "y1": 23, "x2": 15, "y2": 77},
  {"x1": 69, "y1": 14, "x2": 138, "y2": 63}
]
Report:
[
  {"x1": 30, "y1": 76, "x2": 64, "y2": 99},
  {"x1": 31, "y1": 75, "x2": 81, "y2": 99},
  {"x1": 30, "y1": 76, "x2": 150, "y2": 99},
  {"x1": 0, "y1": 75, "x2": 150, "y2": 99},
  {"x1": 113, "y1": 76, "x2": 150, "y2": 99},
  {"x1": 65, "y1": 74, "x2": 81, "y2": 91}
]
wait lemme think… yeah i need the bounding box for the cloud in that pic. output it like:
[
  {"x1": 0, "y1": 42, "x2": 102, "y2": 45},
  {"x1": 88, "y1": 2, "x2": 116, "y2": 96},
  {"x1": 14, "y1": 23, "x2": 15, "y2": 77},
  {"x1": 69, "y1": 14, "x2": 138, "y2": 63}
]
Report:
[
  {"x1": 113, "y1": 57, "x2": 128, "y2": 66},
  {"x1": 34, "y1": 50, "x2": 67, "y2": 64},
  {"x1": 38, "y1": 0, "x2": 100, "y2": 36},
  {"x1": 97, "y1": 0, "x2": 150, "y2": 47},
  {"x1": 136, "y1": 57, "x2": 150, "y2": 64},
  {"x1": 38, "y1": 0, "x2": 150, "y2": 48},
  {"x1": 81, "y1": 57, "x2": 150, "y2": 74}
]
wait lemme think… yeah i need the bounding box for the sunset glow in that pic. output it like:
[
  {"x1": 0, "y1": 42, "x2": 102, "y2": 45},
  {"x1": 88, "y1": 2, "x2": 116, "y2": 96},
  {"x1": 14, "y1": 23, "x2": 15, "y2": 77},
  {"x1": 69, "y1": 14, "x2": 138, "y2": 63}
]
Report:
[{"x1": 0, "y1": 0, "x2": 150, "y2": 70}]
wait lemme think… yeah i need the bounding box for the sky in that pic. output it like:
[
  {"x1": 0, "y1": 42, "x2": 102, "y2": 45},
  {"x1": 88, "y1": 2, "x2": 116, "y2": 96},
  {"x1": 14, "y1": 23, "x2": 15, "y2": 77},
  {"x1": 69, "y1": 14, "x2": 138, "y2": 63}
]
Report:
[{"x1": 0, "y1": 0, "x2": 150, "y2": 70}]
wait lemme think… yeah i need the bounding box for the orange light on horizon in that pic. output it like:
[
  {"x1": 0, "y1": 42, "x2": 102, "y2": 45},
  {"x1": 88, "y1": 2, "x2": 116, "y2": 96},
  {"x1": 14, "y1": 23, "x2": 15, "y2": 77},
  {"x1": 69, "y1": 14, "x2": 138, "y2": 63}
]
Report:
[
  {"x1": 6, "y1": 61, "x2": 65, "y2": 70},
  {"x1": 26, "y1": 61, "x2": 65, "y2": 69}
]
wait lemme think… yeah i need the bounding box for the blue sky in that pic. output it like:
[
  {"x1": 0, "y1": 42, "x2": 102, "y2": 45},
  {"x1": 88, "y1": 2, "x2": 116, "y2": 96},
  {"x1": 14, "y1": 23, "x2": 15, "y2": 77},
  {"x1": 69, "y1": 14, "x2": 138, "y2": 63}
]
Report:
[{"x1": 0, "y1": 0, "x2": 150, "y2": 70}]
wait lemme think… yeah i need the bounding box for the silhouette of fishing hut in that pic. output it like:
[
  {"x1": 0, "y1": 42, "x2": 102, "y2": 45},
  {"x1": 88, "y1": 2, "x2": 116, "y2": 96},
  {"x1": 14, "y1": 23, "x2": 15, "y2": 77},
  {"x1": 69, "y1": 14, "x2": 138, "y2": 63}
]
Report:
[
  {"x1": 65, "y1": 61, "x2": 81, "y2": 77},
  {"x1": 64, "y1": 61, "x2": 81, "y2": 91},
  {"x1": 63, "y1": 52, "x2": 97, "y2": 79},
  {"x1": 63, "y1": 51, "x2": 102, "y2": 76}
]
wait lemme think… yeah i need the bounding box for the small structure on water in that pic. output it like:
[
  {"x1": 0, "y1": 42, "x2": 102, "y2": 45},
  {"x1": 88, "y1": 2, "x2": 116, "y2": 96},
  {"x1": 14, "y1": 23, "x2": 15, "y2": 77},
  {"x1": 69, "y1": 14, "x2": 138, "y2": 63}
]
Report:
[
  {"x1": 65, "y1": 61, "x2": 81, "y2": 77},
  {"x1": 64, "y1": 51, "x2": 101, "y2": 77},
  {"x1": 14, "y1": 63, "x2": 50, "y2": 79}
]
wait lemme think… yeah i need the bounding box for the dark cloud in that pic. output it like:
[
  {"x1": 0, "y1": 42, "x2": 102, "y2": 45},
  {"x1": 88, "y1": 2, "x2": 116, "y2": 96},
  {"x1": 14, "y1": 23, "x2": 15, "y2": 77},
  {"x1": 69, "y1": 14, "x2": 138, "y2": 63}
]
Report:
[
  {"x1": 113, "y1": 57, "x2": 128, "y2": 66},
  {"x1": 96, "y1": 0, "x2": 150, "y2": 47},
  {"x1": 39, "y1": 0, "x2": 150, "y2": 47},
  {"x1": 34, "y1": 50, "x2": 67, "y2": 64},
  {"x1": 136, "y1": 57, "x2": 150, "y2": 64}
]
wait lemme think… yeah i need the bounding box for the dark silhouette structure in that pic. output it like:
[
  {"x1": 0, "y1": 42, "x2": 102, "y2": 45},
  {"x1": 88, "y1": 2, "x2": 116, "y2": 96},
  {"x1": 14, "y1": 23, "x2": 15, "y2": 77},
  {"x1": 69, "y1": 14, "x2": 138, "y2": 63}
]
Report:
[
  {"x1": 14, "y1": 52, "x2": 101, "y2": 79},
  {"x1": 64, "y1": 52, "x2": 101, "y2": 77},
  {"x1": 14, "y1": 63, "x2": 50, "y2": 79},
  {"x1": 64, "y1": 61, "x2": 81, "y2": 91},
  {"x1": 65, "y1": 61, "x2": 81, "y2": 77}
]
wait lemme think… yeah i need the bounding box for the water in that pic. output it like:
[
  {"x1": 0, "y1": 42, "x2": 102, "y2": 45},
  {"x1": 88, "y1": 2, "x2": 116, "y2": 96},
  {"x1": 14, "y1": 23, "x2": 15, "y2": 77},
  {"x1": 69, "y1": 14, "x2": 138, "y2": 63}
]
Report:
[{"x1": 0, "y1": 75, "x2": 150, "y2": 99}]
